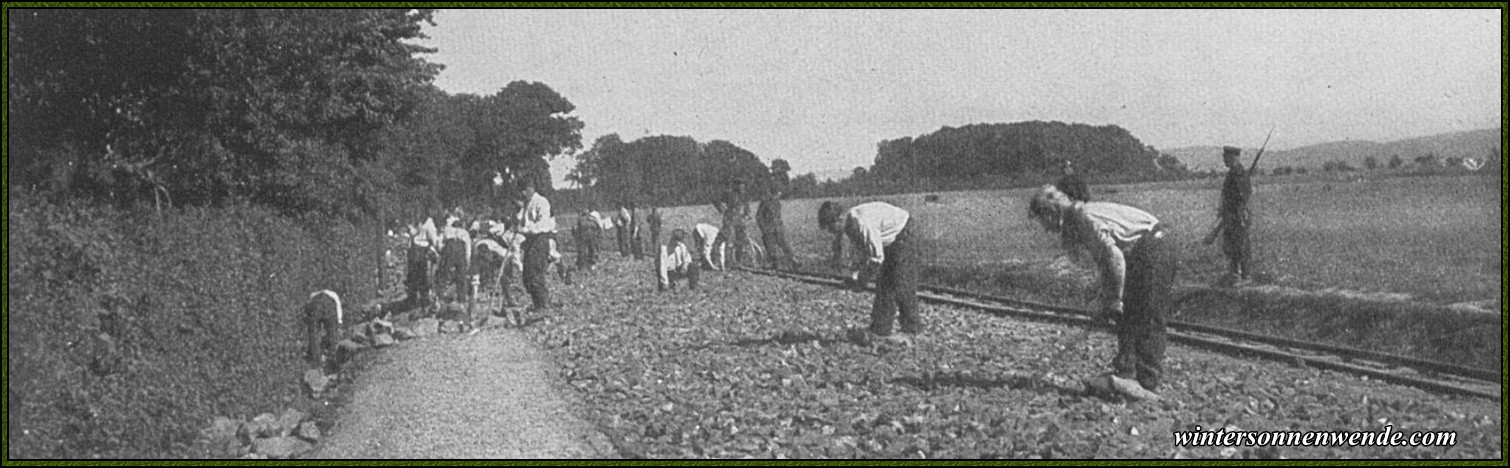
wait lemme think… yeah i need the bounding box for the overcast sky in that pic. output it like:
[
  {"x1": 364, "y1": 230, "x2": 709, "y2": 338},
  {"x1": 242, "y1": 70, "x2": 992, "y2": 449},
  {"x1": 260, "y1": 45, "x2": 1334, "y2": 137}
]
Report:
[{"x1": 416, "y1": 8, "x2": 1502, "y2": 183}]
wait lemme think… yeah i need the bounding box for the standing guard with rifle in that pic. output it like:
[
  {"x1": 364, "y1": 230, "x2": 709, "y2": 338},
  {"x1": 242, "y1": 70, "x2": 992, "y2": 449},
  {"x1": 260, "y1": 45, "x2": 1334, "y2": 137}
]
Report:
[{"x1": 1204, "y1": 130, "x2": 1270, "y2": 286}]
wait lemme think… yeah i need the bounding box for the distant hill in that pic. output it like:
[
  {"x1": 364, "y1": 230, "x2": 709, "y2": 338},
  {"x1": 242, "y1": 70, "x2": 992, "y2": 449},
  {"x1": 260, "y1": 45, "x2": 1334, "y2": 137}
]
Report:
[{"x1": 1167, "y1": 128, "x2": 1501, "y2": 172}]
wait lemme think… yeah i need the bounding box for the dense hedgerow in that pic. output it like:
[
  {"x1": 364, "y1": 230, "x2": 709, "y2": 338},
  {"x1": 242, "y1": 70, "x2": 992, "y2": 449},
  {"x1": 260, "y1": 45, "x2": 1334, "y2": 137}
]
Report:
[{"x1": 7, "y1": 195, "x2": 382, "y2": 458}]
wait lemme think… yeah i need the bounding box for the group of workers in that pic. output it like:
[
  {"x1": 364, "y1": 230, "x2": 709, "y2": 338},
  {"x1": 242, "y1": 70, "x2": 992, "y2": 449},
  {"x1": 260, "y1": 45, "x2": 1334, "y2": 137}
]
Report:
[
  {"x1": 401, "y1": 178, "x2": 568, "y2": 329},
  {"x1": 822, "y1": 147, "x2": 1252, "y2": 401},
  {"x1": 564, "y1": 172, "x2": 801, "y2": 293},
  {"x1": 307, "y1": 147, "x2": 1255, "y2": 404}
]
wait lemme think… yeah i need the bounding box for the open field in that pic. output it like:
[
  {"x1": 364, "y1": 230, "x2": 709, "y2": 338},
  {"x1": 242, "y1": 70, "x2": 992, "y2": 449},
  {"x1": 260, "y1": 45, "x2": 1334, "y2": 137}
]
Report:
[
  {"x1": 518, "y1": 259, "x2": 1503, "y2": 459},
  {"x1": 651, "y1": 172, "x2": 1501, "y2": 307},
  {"x1": 628, "y1": 171, "x2": 1502, "y2": 369}
]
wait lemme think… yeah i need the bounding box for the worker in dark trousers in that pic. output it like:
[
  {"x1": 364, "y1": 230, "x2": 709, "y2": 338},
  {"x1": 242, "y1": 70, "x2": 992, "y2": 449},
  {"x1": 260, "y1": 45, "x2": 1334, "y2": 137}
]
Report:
[
  {"x1": 514, "y1": 179, "x2": 558, "y2": 325},
  {"x1": 405, "y1": 218, "x2": 439, "y2": 309},
  {"x1": 615, "y1": 204, "x2": 632, "y2": 257},
  {"x1": 757, "y1": 174, "x2": 798, "y2": 271},
  {"x1": 714, "y1": 179, "x2": 752, "y2": 268},
  {"x1": 647, "y1": 206, "x2": 663, "y2": 255},
  {"x1": 657, "y1": 228, "x2": 700, "y2": 291},
  {"x1": 819, "y1": 200, "x2": 922, "y2": 345},
  {"x1": 303, "y1": 290, "x2": 345, "y2": 370},
  {"x1": 1029, "y1": 185, "x2": 1176, "y2": 401},
  {"x1": 574, "y1": 210, "x2": 601, "y2": 270},
  {"x1": 646, "y1": 205, "x2": 663, "y2": 287},
  {"x1": 628, "y1": 202, "x2": 644, "y2": 260},
  {"x1": 436, "y1": 215, "x2": 472, "y2": 304}
]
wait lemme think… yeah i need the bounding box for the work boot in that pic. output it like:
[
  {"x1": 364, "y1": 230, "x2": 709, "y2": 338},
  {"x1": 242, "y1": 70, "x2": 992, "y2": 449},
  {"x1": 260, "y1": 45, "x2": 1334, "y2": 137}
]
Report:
[
  {"x1": 845, "y1": 327, "x2": 873, "y2": 346},
  {"x1": 1110, "y1": 375, "x2": 1161, "y2": 401},
  {"x1": 1082, "y1": 374, "x2": 1115, "y2": 397},
  {"x1": 877, "y1": 333, "x2": 913, "y2": 347},
  {"x1": 1094, "y1": 311, "x2": 1119, "y2": 328},
  {"x1": 1216, "y1": 273, "x2": 1239, "y2": 288}
]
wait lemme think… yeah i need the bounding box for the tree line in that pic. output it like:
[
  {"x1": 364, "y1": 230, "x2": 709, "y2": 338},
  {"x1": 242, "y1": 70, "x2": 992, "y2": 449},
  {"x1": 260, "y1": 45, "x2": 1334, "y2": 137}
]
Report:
[
  {"x1": 565, "y1": 134, "x2": 789, "y2": 208},
  {"x1": 761, "y1": 121, "x2": 1192, "y2": 200},
  {"x1": 870, "y1": 121, "x2": 1188, "y2": 183},
  {"x1": 14, "y1": 10, "x2": 1216, "y2": 219},
  {"x1": 9, "y1": 9, "x2": 585, "y2": 224}
]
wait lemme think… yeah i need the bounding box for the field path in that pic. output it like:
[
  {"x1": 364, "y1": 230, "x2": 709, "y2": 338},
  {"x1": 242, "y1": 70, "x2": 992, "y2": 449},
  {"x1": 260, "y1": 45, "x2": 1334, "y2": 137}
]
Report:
[{"x1": 305, "y1": 324, "x2": 615, "y2": 459}]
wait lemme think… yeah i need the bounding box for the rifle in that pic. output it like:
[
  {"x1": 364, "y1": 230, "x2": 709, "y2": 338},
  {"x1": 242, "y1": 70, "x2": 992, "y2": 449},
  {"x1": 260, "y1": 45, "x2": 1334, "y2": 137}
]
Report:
[{"x1": 1248, "y1": 127, "x2": 1276, "y2": 173}]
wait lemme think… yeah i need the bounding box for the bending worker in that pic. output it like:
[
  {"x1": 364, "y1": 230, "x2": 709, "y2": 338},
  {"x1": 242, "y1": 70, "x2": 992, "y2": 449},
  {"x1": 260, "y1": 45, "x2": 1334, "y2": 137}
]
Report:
[
  {"x1": 1028, "y1": 185, "x2": 1176, "y2": 401},
  {"x1": 819, "y1": 200, "x2": 922, "y2": 345}
]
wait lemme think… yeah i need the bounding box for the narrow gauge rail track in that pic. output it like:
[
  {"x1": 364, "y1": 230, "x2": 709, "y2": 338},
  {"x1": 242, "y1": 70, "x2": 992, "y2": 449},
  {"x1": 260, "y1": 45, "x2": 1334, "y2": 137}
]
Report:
[{"x1": 735, "y1": 266, "x2": 1502, "y2": 400}]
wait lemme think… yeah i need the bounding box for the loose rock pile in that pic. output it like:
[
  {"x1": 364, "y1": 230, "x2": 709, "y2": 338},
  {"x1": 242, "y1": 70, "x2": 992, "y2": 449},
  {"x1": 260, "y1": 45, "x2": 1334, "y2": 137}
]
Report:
[
  {"x1": 198, "y1": 408, "x2": 320, "y2": 459},
  {"x1": 197, "y1": 300, "x2": 494, "y2": 458}
]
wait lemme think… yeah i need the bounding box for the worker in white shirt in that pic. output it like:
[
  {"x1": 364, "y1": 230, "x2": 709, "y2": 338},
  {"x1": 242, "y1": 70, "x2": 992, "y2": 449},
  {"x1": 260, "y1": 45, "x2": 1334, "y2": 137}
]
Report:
[
  {"x1": 657, "y1": 229, "x2": 700, "y2": 291},
  {"x1": 819, "y1": 201, "x2": 923, "y2": 345},
  {"x1": 436, "y1": 215, "x2": 473, "y2": 303},
  {"x1": 303, "y1": 290, "x2": 345, "y2": 370},
  {"x1": 1028, "y1": 184, "x2": 1175, "y2": 401},
  {"x1": 405, "y1": 217, "x2": 440, "y2": 308},
  {"x1": 515, "y1": 179, "x2": 559, "y2": 321},
  {"x1": 472, "y1": 231, "x2": 513, "y2": 304},
  {"x1": 487, "y1": 222, "x2": 525, "y2": 309},
  {"x1": 691, "y1": 222, "x2": 725, "y2": 271}
]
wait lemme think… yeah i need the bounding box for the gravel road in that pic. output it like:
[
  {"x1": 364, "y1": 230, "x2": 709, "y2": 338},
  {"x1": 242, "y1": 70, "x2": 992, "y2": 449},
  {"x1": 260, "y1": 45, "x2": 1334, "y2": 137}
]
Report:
[{"x1": 305, "y1": 323, "x2": 616, "y2": 459}]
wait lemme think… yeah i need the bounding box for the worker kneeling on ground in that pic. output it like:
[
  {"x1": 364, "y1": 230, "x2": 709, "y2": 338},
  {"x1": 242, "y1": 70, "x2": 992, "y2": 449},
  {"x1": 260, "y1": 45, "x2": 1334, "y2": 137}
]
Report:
[
  {"x1": 1027, "y1": 184, "x2": 1176, "y2": 402},
  {"x1": 658, "y1": 228, "x2": 701, "y2": 291}
]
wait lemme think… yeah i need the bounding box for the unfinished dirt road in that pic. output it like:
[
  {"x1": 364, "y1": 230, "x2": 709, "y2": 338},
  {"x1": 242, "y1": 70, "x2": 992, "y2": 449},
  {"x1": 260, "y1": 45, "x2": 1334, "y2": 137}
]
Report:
[{"x1": 304, "y1": 322, "x2": 616, "y2": 459}]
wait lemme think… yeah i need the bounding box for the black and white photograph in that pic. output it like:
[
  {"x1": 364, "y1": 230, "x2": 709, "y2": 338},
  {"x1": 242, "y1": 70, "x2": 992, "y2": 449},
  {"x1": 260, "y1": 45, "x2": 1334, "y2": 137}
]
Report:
[{"x1": 6, "y1": 6, "x2": 1503, "y2": 461}]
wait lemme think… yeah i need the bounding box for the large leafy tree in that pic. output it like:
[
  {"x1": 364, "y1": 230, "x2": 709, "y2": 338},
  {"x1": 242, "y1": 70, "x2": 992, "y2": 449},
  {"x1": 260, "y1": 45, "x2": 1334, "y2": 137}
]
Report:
[
  {"x1": 10, "y1": 9, "x2": 442, "y2": 216},
  {"x1": 367, "y1": 87, "x2": 474, "y2": 221},
  {"x1": 460, "y1": 81, "x2": 584, "y2": 199},
  {"x1": 568, "y1": 133, "x2": 624, "y2": 190},
  {"x1": 573, "y1": 135, "x2": 771, "y2": 207},
  {"x1": 365, "y1": 84, "x2": 583, "y2": 219},
  {"x1": 10, "y1": 9, "x2": 199, "y2": 198},
  {"x1": 700, "y1": 139, "x2": 771, "y2": 197},
  {"x1": 767, "y1": 158, "x2": 793, "y2": 194}
]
